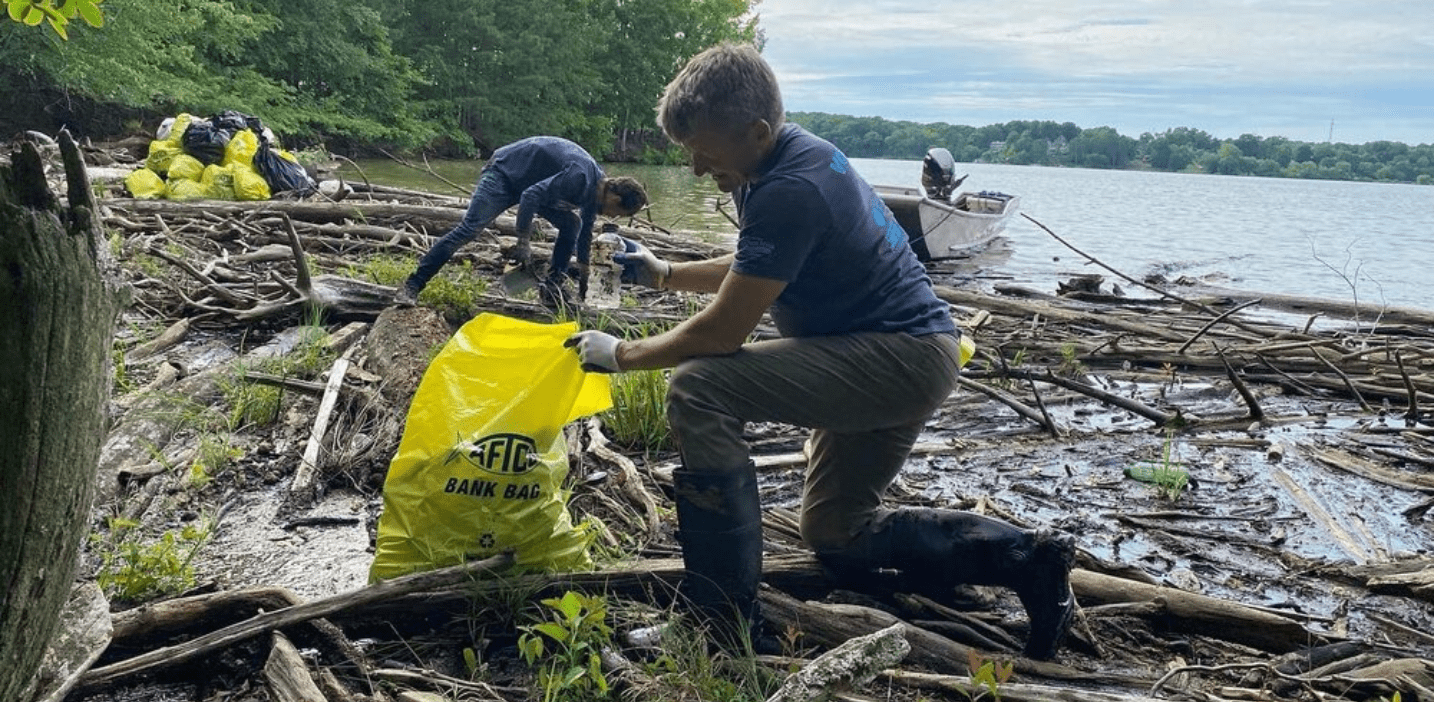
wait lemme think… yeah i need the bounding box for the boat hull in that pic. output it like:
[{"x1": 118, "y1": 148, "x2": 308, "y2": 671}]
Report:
[{"x1": 875, "y1": 184, "x2": 1019, "y2": 261}]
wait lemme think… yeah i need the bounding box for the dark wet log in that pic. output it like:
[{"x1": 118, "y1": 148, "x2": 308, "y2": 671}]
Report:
[
  {"x1": 1366, "y1": 563, "x2": 1434, "y2": 604},
  {"x1": 1071, "y1": 569, "x2": 1321, "y2": 653},
  {"x1": 1, "y1": 133, "x2": 125, "y2": 700},
  {"x1": 885, "y1": 670, "x2": 1165, "y2": 702},
  {"x1": 759, "y1": 587, "x2": 1104, "y2": 682},
  {"x1": 111, "y1": 588, "x2": 302, "y2": 642}
]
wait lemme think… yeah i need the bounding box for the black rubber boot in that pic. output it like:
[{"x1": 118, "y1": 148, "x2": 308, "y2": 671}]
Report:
[
  {"x1": 822, "y1": 508, "x2": 1075, "y2": 660},
  {"x1": 672, "y1": 465, "x2": 765, "y2": 653}
]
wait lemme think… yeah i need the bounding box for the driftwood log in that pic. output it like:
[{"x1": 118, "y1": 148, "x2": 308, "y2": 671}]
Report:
[{"x1": 0, "y1": 133, "x2": 125, "y2": 700}]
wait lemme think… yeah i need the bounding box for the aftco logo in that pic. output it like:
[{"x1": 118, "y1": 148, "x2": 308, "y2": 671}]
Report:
[{"x1": 450, "y1": 433, "x2": 540, "y2": 475}]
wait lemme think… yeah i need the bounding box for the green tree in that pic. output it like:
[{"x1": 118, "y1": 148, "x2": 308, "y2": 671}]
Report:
[
  {"x1": 230, "y1": 0, "x2": 429, "y2": 148},
  {"x1": 595, "y1": 0, "x2": 755, "y2": 153},
  {"x1": 384, "y1": 0, "x2": 609, "y2": 155},
  {"x1": 0, "y1": 0, "x2": 283, "y2": 136}
]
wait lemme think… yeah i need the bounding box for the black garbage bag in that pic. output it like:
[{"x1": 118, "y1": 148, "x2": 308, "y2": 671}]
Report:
[
  {"x1": 182, "y1": 119, "x2": 232, "y2": 166},
  {"x1": 253, "y1": 140, "x2": 317, "y2": 196},
  {"x1": 212, "y1": 110, "x2": 265, "y2": 135}
]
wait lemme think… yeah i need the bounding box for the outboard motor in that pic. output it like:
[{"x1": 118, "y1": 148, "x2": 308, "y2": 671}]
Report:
[{"x1": 921, "y1": 147, "x2": 966, "y2": 200}]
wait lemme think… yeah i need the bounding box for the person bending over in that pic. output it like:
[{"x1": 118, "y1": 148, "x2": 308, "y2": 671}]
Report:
[
  {"x1": 565, "y1": 43, "x2": 1076, "y2": 659},
  {"x1": 395, "y1": 136, "x2": 647, "y2": 307}
]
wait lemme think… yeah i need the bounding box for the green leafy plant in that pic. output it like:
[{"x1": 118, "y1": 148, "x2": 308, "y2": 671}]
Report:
[
  {"x1": 92, "y1": 516, "x2": 211, "y2": 603},
  {"x1": 961, "y1": 650, "x2": 1014, "y2": 702},
  {"x1": 518, "y1": 591, "x2": 614, "y2": 702},
  {"x1": 220, "y1": 367, "x2": 283, "y2": 429},
  {"x1": 1125, "y1": 429, "x2": 1190, "y2": 501},
  {"x1": 601, "y1": 369, "x2": 671, "y2": 454},
  {"x1": 111, "y1": 345, "x2": 135, "y2": 394},
  {"x1": 1056, "y1": 342, "x2": 1086, "y2": 377},
  {"x1": 349, "y1": 254, "x2": 411, "y2": 287},
  {"x1": 190, "y1": 433, "x2": 241, "y2": 487},
  {"x1": 634, "y1": 612, "x2": 774, "y2": 702}
]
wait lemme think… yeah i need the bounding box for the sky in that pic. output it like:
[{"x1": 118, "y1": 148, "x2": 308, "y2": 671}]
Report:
[{"x1": 755, "y1": 0, "x2": 1434, "y2": 146}]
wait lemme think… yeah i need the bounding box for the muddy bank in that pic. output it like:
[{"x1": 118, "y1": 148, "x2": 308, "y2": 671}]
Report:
[{"x1": 26, "y1": 157, "x2": 1434, "y2": 702}]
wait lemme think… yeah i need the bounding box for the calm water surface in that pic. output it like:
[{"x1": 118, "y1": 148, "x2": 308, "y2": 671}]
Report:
[{"x1": 346, "y1": 158, "x2": 1434, "y2": 310}]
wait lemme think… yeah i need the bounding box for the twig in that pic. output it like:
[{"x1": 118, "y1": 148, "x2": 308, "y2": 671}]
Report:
[
  {"x1": 329, "y1": 154, "x2": 374, "y2": 201},
  {"x1": 1176, "y1": 298, "x2": 1262, "y2": 354},
  {"x1": 1311, "y1": 349, "x2": 1373, "y2": 412},
  {"x1": 1024, "y1": 373, "x2": 1061, "y2": 438},
  {"x1": 281, "y1": 212, "x2": 312, "y2": 294},
  {"x1": 1396, "y1": 351, "x2": 1420, "y2": 423},
  {"x1": 1217, "y1": 347, "x2": 1263, "y2": 421},
  {"x1": 377, "y1": 147, "x2": 472, "y2": 195},
  {"x1": 956, "y1": 377, "x2": 1060, "y2": 434}
]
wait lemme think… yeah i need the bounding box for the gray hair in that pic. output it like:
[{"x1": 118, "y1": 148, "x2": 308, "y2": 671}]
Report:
[{"x1": 656, "y1": 43, "x2": 784, "y2": 141}]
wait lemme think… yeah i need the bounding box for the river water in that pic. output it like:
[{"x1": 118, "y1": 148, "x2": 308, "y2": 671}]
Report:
[{"x1": 347, "y1": 157, "x2": 1434, "y2": 311}]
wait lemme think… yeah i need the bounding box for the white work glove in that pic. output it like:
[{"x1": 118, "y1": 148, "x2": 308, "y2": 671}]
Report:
[
  {"x1": 613, "y1": 238, "x2": 671, "y2": 290},
  {"x1": 564, "y1": 331, "x2": 623, "y2": 373}
]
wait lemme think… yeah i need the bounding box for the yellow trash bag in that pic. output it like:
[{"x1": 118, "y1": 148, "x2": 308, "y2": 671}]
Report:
[
  {"x1": 145, "y1": 140, "x2": 183, "y2": 174},
  {"x1": 201, "y1": 163, "x2": 237, "y2": 200},
  {"x1": 165, "y1": 178, "x2": 207, "y2": 201},
  {"x1": 124, "y1": 168, "x2": 166, "y2": 199},
  {"x1": 223, "y1": 128, "x2": 259, "y2": 167},
  {"x1": 167, "y1": 154, "x2": 204, "y2": 183},
  {"x1": 231, "y1": 162, "x2": 271, "y2": 201},
  {"x1": 369, "y1": 314, "x2": 613, "y2": 581}
]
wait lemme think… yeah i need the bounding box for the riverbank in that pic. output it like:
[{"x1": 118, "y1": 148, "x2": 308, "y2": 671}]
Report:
[{"x1": 21, "y1": 143, "x2": 1434, "y2": 702}]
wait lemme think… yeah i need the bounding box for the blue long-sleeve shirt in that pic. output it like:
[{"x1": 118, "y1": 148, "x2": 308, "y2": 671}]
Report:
[{"x1": 488, "y1": 136, "x2": 604, "y2": 239}]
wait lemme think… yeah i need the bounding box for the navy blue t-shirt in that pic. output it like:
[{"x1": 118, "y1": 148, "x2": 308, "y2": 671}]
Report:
[
  {"x1": 732, "y1": 125, "x2": 955, "y2": 338},
  {"x1": 488, "y1": 136, "x2": 602, "y2": 238}
]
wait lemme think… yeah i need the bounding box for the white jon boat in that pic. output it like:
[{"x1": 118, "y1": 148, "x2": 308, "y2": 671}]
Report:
[{"x1": 874, "y1": 148, "x2": 1020, "y2": 261}]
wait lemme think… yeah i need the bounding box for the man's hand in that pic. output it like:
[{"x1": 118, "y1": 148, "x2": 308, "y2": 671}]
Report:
[
  {"x1": 614, "y1": 238, "x2": 671, "y2": 289},
  {"x1": 507, "y1": 235, "x2": 533, "y2": 266},
  {"x1": 564, "y1": 331, "x2": 622, "y2": 373}
]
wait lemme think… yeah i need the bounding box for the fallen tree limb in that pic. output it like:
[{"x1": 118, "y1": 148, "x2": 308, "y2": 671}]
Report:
[
  {"x1": 74, "y1": 552, "x2": 515, "y2": 692},
  {"x1": 1071, "y1": 569, "x2": 1322, "y2": 653}
]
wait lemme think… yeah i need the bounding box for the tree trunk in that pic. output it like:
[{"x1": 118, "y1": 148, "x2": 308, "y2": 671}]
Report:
[{"x1": 0, "y1": 134, "x2": 124, "y2": 699}]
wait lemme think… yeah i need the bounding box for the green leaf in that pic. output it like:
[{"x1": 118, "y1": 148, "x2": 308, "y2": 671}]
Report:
[
  {"x1": 560, "y1": 666, "x2": 585, "y2": 688},
  {"x1": 23, "y1": 5, "x2": 43, "y2": 25},
  {"x1": 47, "y1": 14, "x2": 68, "y2": 38},
  {"x1": 76, "y1": 0, "x2": 100, "y2": 27},
  {"x1": 8, "y1": 1, "x2": 27, "y2": 23},
  {"x1": 532, "y1": 622, "x2": 570, "y2": 643},
  {"x1": 556, "y1": 591, "x2": 583, "y2": 621},
  {"x1": 55, "y1": 0, "x2": 74, "y2": 18}
]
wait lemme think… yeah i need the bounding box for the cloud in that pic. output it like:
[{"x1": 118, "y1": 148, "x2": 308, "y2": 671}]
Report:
[{"x1": 756, "y1": 0, "x2": 1434, "y2": 143}]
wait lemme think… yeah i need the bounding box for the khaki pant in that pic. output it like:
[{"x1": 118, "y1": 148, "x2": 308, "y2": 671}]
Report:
[{"x1": 666, "y1": 330, "x2": 966, "y2": 554}]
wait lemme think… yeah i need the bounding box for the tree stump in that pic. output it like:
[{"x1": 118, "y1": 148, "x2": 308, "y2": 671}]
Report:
[{"x1": 0, "y1": 134, "x2": 125, "y2": 699}]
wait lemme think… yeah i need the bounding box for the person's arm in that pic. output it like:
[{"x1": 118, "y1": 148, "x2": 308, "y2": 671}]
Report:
[
  {"x1": 615, "y1": 269, "x2": 783, "y2": 370},
  {"x1": 516, "y1": 165, "x2": 586, "y2": 234},
  {"x1": 665, "y1": 254, "x2": 736, "y2": 294}
]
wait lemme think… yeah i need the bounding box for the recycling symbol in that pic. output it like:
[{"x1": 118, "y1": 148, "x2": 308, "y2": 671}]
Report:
[{"x1": 478, "y1": 533, "x2": 496, "y2": 549}]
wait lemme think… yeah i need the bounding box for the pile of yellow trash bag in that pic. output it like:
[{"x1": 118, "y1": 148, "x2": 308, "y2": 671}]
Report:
[{"x1": 124, "y1": 111, "x2": 315, "y2": 201}]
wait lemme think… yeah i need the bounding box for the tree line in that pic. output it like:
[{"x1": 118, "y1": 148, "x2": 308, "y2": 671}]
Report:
[
  {"x1": 6, "y1": 3, "x2": 1429, "y2": 186},
  {"x1": 0, "y1": 0, "x2": 755, "y2": 159},
  {"x1": 790, "y1": 112, "x2": 1434, "y2": 185}
]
